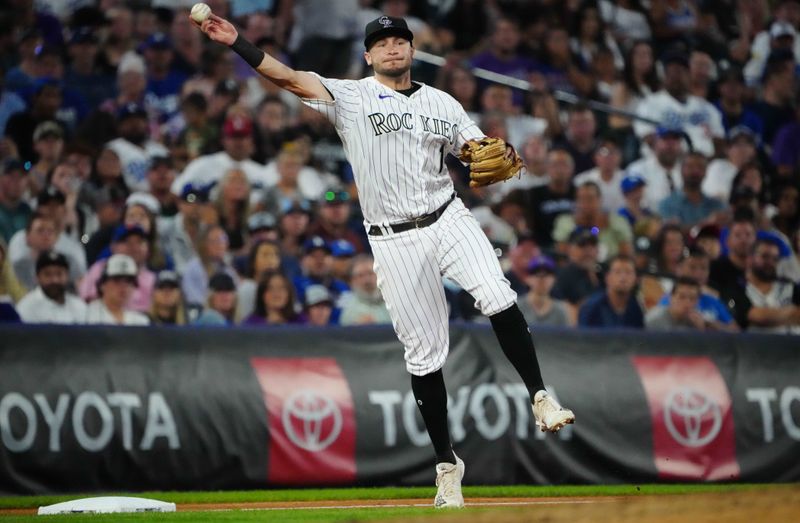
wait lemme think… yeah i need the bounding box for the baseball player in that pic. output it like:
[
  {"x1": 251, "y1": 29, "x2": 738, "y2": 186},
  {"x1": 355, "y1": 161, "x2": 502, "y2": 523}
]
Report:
[{"x1": 193, "y1": 12, "x2": 574, "y2": 508}]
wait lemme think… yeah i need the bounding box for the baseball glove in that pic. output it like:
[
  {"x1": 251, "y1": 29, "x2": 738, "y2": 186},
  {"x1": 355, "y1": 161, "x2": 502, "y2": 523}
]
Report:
[{"x1": 458, "y1": 137, "x2": 524, "y2": 188}]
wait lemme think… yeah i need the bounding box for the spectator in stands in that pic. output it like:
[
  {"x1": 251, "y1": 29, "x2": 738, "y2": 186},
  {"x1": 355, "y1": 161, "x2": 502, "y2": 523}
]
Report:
[
  {"x1": 307, "y1": 188, "x2": 365, "y2": 253},
  {"x1": 85, "y1": 253, "x2": 150, "y2": 325},
  {"x1": 82, "y1": 146, "x2": 129, "y2": 212},
  {"x1": 626, "y1": 127, "x2": 685, "y2": 210},
  {"x1": 146, "y1": 155, "x2": 179, "y2": 218},
  {"x1": 290, "y1": 0, "x2": 359, "y2": 78},
  {"x1": 303, "y1": 284, "x2": 336, "y2": 327},
  {"x1": 17, "y1": 250, "x2": 86, "y2": 324},
  {"x1": 598, "y1": 0, "x2": 652, "y2": 48},
  {"x1": 5, "y1": 79, "x2": 68, "y2": 165},
  {"x1": 657, "y1": 247, "x2": 738, "y2": 331},
  {"x1": 688, "y1": 50, "x2": 714, "y2": 100},
  {"x1": 0, "y1": 159, "x2": 33, "y2": 244},
  {"x1": 101, "y1": 51, "x2": 147, "y2": 117},
  {"x1": 723, "y1": 238, "x2": 800, "y2": 334},
  {"x1": 47, "y1": 161, "x2": 97, "y2": 247},
  {"x1": 159, "y1": 182, "x2": 216, "y2": 274},
  {"x1": 106, "y1": 102, "x2": 169, "y2": 192},
  {"x1": 469, "y1": 17, "x2": 538, "y2": 107},
  {"x1": 772, "y1": 184, "x2": 800, "y2": 243},
  {"x1": 9, "y1": 206, "x2": 85, "y2": 290},
  {"x1": 751, "y1": 50, "x2": 796, "y2": 147},
  {"x1": 709, "y1": 208, "x2": 757, "y2": 294},
  {"x1": 646, "y1": 276, "x2": 708, "y2": 331},
  {"x1": 571, "y1": 4, "x2": 624, "y2": 72},
  {"x1": 635, "y1": 50, "x2": 724, "y2": 158},
  {"x1": 744, "y1": 2, "x2": 800, "y2": 87},
  {"x1": 503, "y1": 235, "x2": 540, "y2": 295},
  {"x1": 477, "y1": 84, "x2": 547, "y2": 150},
  {"x1": 609, "y1": 40, "x2": 659, "y2": 136},
  {"x1": 330, "y1": 239, "x2": 356, "y2": 284},
  {"x1": 702, "y1": 126, "x2": 759, "y2": 203},
  {"x1": 511, "y1": 148, "x2": 576, "y2": 248},
  {"x1": 149, "y1": 270, "x2": 186, "y2": 326},
  {"x1": 658, "y1": 152, "x2": 726, "y2": 228},
  {"x1": 0, "y1": 241, "x2": 26, "y2": 305},
  {"x1": 536, "y1": 26, "x2": 595, "y2": 97},
  {"x1": 64, "y1": 28, "x2": 115, "y2": 110},
  {"x1": 713, "y1": 66, "x2": 764, "y2": 141},
  {"x1": 251, "y1": 95, "x2": 293, "y2": 164},
  {"x1": 181, "y1": 224, "x2": 237, "y2": 307},
  {"x1": 618, "y1": 174, "x2": 656, "y2": 229},
  {"x1": 141, "y1": 32, "x2": 189, "y2": 123},
  {"x1": 552, "y1": 229, "x2": 603, "y2": 317},
  {"x1": 771, "y1": 90, "x2": 800, "y2": 183},
  {"x1": 214, "y1": 168, "x2": 250, "y2": 254},
  {"x1": 236, "y1": 238, "x2": 283, "y2": 321},
  {"x1": 172, "y1": 114, "x2": 273, "y2": 200},
  {"x1": 574, "y1": 138, "x2": 625, "y2": 213},
  {"x1": 647, "y1": 223, "x2": 687, "y2": 277},
  {"x1": 261, "y1": 143, "x2": 328, "y2": 215},
  {"x1": 4, "y1": 28, "x2": 41, "y2": 94},
  {"x1": 277, "y1": 199, "x2": 313, "y2": 265},
  {"x1": 175, "y1": 91, "x2": 218, "y2": 162},
  {"x1": 293, "y1": 235, "x2": 349, "y2": 304},
  {"x1": 553, "y1": 182, "x2": 633, "y2": 262},
  {"x1": 28, "y1": 120, "x2": 64, "y2": 196},
  {"x1": 79, "y1": 224, "x2": 156, "y2": 313},
  {"x1": 554, "y1": 104, "x2": 598, "y2": 174},
  {"x1": 244, "y1": 270, "x2": 301, "y2": 326},
  {"x1": 690, "y1": 223, "x2": 722, "y2": 261},
  {"x1": 339, "y1": 254, "x2": 391, "y2": 326},
  {"x1": 578, "y1": 255, "x2": 644, "y2": 328},
  {"x1": 191, "y1": 272, "x2": 238, "y2": 326},
  {"x1": 517, "y1": 255, "x2": 572, "y2": 327}
]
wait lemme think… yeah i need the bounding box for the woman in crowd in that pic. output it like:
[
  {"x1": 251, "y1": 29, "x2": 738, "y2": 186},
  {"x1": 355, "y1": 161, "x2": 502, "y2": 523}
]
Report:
[
  {"x1": 236, "y1": 239, "x2": 283, "y2": 321},
  {"x1": 214, "y1": 168, "x2": 250, "y2": 255},
  {"x1": 243, "y1": 270, "x2": 301, "y2": 326},
  {"x1": 181, "y1": 224, "x2": 237, "y2": 307}
]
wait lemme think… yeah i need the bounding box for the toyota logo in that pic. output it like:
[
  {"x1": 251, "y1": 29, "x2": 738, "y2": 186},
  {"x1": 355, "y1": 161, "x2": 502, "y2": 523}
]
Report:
[
  {"x1": 282, "y1": 390, "x2": 342, "y2": 452},
  {"x1": 378, "y1": 16, "x2": 392, "y2": 27},
  {"x1": 663, "y1": 387, "x2": 722, "y2": 447}
]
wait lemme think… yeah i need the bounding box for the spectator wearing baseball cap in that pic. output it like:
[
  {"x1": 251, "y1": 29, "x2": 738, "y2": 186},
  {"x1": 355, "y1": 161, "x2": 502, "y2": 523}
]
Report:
[
  {"x1": 0, "y1": 159, "x2": 33, "y2": 243},
  {"x1": 145, "y1": 155, "x2": 179, "y2": 218},
  {"x1": 149, "y1": 270, "x2": 187, "y2": 325},
  {"x1": 617, "y1": 174, "x2": 656, "y2": 230},
  {"x1": 713, "y1": 65, "x2": 765, "y2": 143},
  {"x1": 191, "y1": 272, "x2": 239, "y2": 326},
  {"x1": 330, "y1": 239, "x2": 356, "y2": 283},
  {"x1": 105, "y1": 102, "x2": 169, "y2": 192},
  {"x1": 551, "y1": 228, "x2": 603, "y2": 316},
  {"x1": 516, "y1": 255, "x2": 572, "y2": 327},
  {"x1": 85, "y1": 253, "x2": 150, "y2": 325},
  {"x1": 303, "y1": 284, "x2": 337, "y2": 326},
  {"x1": 702, "y1": 125, "x2": 759, "y2": 203},
  {"x1": 78, "y1": 224, "x2": 156, "y2": 313},
  {"x1": 16, "y1": 251, "x2": 87, "y2": 324},
  {"x1": 158, "y1": 182, "x2": 215, "y2": 274},
  {"x1": 65, "y1": 27, "x2": 115, "y2": 109},
  {"x1": 171, "y1": 113, "x2": 274, "y2": 205},
  {"x1": 306, "y1": 186, "x2": 366, "y2": 254},
  {"x1": 690, "y1": 223, "x2": 722, "y2": 261},
  {"x1": 293, "y1": 235, "x2": 350, "y2": 305},
  {"x1": 140, "y1": 31, "x2": 189, "y2": 124}
]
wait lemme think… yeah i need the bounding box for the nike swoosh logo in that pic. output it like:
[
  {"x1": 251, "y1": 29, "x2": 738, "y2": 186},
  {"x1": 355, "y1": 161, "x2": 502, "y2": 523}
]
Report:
[{"x1": 378, "y1": 94, "x2": 393, "y2": 99}]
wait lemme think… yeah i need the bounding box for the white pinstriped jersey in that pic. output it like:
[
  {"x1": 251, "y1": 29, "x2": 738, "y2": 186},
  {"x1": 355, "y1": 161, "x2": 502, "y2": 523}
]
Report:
[{"x1": 301, "y1": 74, "x2": 484, "y2": 225}]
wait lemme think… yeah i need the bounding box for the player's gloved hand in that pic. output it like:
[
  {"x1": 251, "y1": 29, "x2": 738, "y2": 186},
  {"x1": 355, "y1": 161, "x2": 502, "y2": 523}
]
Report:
[{"x1": 458, "y1": 137, "x2": 524, "y2": 188}]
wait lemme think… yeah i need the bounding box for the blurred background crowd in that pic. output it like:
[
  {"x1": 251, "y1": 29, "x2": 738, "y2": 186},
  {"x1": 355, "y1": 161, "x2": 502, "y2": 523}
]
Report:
[{"x1": 0, "y1": 0, "x2": 798, "y2": 334}]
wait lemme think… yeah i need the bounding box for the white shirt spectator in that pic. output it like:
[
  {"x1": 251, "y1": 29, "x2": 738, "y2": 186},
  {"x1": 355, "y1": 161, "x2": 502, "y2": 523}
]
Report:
[
  {"x1": 262, "y1": 161, "x2": 335, "y2": 202},
  {"x1": 16, "y1": 287, "x2": 87, "y2": 324},
  {"x1": 8, "y1": 230, "x2": 87, "y2": 289},
  {"x1": 574, "y1": 167, "x2": 626, "y2": 213},
  {"x1": 171, "y1": 151, "x2": 276, "y2": 204},
  {"x1": 634, "y1": 90, "x2": 724, "y2": 158},
  {"x1": 702, "y1": 158, "x2": 738, "y2": 203},
  {"x1": 625, "y1": 156, "x2": 683, "y2": 211},
  {"x1": 744, "y1": 23, "x2": 800, "y2": 86},
  {"x1": 106, "y1": 138, "x2": 169, "y2": 192},
  {"x1": 85, "y1": 299, "x2": 150, "y2": 326}
]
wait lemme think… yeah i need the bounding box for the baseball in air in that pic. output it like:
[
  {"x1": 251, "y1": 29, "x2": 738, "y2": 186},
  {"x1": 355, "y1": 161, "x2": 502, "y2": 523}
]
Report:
[{"x1": 190, "y1": 3, "x2": 211, "y2": 23}]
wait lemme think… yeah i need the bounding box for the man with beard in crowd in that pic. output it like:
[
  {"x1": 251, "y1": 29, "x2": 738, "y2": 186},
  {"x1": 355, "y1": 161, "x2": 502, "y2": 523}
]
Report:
[
  {"x1": 339, "y1": 254, "x2": 391, "y2": 326},
  {"x1": 106, "y1": 102, "x2": 168, "y2": 192},
  {"x1": 16, "y1": 251, "x2": 87, "y2": 324},
  {"x1": 723, "y1": 238, "x2": 800, "y2": 333}
]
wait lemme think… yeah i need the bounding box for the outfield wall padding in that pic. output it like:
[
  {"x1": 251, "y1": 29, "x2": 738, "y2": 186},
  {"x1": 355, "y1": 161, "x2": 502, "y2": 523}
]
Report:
[{"x1": 0, "y1": 324, "x2": 798, "y2": 494}]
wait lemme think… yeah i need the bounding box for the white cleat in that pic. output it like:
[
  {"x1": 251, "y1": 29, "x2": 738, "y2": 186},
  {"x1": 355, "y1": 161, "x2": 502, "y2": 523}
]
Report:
[
  {"x1": 533, "y1": 390, "x2": 575, "y2": 433},
  {"x1": 434, "y1": 454, "x2": 465, "y2": 508}
]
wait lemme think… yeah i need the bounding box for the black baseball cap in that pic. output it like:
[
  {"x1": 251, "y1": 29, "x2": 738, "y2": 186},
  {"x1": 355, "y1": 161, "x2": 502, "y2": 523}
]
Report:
[
  {"x1": 569, "y1": 228, "x2": 599, "y2": 246},
  {"x1": 35, "y1": 250, "x2": 69, "y2": 274},
  {"x1": 364, "y1": 16, "x2": 413, "y2": 50},
  {"x1": 209, "y1": 272, "x2": 236, "y2": 292},
  {"x1": 155, "y1": 270, "x2": 180, "y2": 289},
  {"x1": 37, "y1": 186, "x2": 66, "y2": 206}
]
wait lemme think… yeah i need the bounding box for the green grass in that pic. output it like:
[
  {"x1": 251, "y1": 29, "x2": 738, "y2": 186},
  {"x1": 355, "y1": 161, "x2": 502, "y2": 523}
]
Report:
[{"x1": 0, "y1": 483, "x2": 787, "y2": 510}]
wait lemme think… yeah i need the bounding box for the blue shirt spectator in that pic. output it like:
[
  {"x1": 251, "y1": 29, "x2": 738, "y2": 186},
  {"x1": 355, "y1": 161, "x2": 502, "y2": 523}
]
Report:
[{"x1": 578, "y1": 255, "x2": 644, "y2": 328}]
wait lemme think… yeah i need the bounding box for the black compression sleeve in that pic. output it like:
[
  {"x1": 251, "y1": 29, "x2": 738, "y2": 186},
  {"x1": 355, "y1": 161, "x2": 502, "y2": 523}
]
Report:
[{"x1": 230, "y1": 34, "x2": 264, "y2": 69}]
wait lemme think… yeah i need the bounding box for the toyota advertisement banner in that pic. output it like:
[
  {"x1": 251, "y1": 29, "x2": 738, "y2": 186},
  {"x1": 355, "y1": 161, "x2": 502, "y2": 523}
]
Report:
[{"x1": 0, "y1": 325, "x2": 798, "y2": 494}]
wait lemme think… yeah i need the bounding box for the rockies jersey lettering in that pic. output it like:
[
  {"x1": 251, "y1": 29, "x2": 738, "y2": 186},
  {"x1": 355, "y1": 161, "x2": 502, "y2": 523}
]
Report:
[{"x1": 301, "y1": 74, "x2": 483, "y2": 224}]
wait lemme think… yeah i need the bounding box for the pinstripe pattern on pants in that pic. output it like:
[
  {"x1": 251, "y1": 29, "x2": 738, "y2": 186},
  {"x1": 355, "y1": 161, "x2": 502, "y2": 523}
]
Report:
[{"x1": 368, "y1": 197, "x2": 517, "y2": 376}]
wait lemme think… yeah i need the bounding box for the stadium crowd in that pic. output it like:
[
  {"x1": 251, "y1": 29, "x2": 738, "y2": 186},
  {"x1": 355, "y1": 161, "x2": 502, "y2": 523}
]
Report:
[{"x1": 0, "y1": 0, "x2": 798, "y2": 334}]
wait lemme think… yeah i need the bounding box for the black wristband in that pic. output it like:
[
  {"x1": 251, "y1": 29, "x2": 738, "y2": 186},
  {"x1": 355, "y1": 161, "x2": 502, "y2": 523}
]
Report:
[{"x1": 230, "y1": 34, "x2": 264, "y2": 69}]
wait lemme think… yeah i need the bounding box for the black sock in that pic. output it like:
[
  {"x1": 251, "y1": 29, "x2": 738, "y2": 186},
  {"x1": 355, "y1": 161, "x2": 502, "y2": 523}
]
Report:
[
  {"x1": 489, "y1": 304, "x2": 545, "y2": 401},
  {"x1": 411, "y1": 370, "x2": 456, "y2": 465}
]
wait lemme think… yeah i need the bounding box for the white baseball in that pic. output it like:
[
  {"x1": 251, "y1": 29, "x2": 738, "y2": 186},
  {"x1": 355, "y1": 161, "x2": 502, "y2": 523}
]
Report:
[{"x1": 190, "y1": 3, "x2": 211, "y2": 23}]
